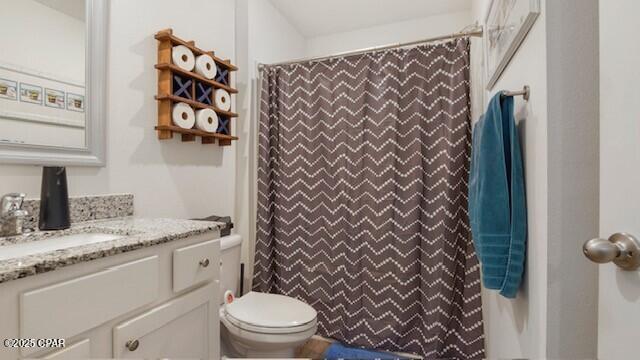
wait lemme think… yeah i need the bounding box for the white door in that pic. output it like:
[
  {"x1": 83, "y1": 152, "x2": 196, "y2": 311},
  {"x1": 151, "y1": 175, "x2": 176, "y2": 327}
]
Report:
[{"x1": 596, "y1": 0, "x2": 640, "y2": 358}]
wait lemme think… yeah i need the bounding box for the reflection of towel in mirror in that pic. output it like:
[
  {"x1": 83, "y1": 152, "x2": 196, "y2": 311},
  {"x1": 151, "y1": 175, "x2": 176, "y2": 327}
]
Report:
[{"x1": 468, "y1": 92, "x2": 527, "y2": 299}]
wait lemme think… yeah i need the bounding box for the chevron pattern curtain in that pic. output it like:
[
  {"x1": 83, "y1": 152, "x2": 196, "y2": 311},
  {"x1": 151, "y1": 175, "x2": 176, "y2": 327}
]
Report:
[{"x1": 253, "y1": 38, "x2": 484, "y2": 359}]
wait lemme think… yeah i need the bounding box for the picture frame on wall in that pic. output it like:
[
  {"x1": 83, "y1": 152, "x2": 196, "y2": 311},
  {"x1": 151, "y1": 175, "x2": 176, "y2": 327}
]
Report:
[
  {"x1": 0, "y1": 78, "x2": 17, "y2": 100},
  {"x1": 19, "y1": 83, "x2": 42, "y2": 104},
  {"x1": 66, "y1": 93, "x2": 85, "y2": 112},
  {"x1": 484, "y1": 0, "x2": 541, "y2": 90},
  {"x1": 44, "y1": 88, "x2": 65, "y2": 109}
]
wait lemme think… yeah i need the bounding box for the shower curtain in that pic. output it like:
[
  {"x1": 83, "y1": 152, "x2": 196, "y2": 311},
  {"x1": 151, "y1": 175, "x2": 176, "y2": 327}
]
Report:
[{"x1": 253, "y1": 38, "x2": 484, "y2": 359}]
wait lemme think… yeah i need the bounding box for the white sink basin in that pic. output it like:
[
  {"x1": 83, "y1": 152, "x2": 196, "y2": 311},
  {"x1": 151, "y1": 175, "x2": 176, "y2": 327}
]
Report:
[{"x1": 0, "y1": 233, "x2": 123, "y2": 261}]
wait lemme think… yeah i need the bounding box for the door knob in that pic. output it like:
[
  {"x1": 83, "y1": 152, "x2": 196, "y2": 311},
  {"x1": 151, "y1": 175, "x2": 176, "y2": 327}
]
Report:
[
  {"x1": 125, "y1": 339, "x2": 139, "y2": 351},
  {"x1": 583, "y1": 233, "x2": 640, "y2": 270}
]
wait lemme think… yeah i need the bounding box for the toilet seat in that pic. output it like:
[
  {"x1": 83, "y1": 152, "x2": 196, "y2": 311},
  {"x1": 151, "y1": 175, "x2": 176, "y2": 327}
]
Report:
[
  {"x1": 220, "y1": 307, "x2": 318, "y2": 357},
  {"x1": 222, "y1": 292, "x2": 317, "y2": 334}
]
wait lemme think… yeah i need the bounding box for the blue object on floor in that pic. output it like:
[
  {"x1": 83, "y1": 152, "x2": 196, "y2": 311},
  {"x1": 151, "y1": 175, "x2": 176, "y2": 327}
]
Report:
[{"x1": 324, "y1": 343, "x2": 402, "y2": 359}]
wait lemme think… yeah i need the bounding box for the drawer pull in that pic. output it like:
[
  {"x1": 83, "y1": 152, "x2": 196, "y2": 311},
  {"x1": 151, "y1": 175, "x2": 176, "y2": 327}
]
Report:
[
  {"x1": 199, "y1": 258, "x2": 210, "y2": 267},
  {"x1": 125, "y1": 339, "x2": 139, "y2": 351}
]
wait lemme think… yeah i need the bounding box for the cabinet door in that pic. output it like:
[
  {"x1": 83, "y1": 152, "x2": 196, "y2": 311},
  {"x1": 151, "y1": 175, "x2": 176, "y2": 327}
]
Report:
[
  {"x1": 113, "y1": 283, "x2": 219, "y2": 359},
  {"x1": 40, "y1": 339, "x2": 90, "y2": 359}
]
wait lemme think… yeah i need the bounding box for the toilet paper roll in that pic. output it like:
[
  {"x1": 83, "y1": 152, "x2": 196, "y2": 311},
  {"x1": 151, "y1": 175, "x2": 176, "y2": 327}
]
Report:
[
  {"x1": 195, "y1": 108, "x2": 219, "y2": 133},
  {"x1": 194, "y1": 54, "x2": 217, "y2": 79},
  {"x1": 171, "y1": 102, "x2": 196, "y2": 129},
  {"x1": 214, "y1": 89, "x2": 231, "y2": 111},
  {"x1": 172, "y1": 45, "x2": 195, "y2": 71}
]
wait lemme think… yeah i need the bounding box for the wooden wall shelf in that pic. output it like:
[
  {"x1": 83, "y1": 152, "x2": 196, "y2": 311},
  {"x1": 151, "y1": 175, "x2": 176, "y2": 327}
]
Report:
[
  {"x1": 155, "y1": 125, "x2": 238, "y2": 146},
  {"x1": 154, "y1": 28, "x2": 238, "y2": 147}
]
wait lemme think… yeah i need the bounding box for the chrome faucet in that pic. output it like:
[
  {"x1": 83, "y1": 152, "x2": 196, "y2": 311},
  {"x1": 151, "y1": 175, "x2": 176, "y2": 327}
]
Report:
[{"x1": 1, "y1": 193, "x2": 30, "y2": 237}]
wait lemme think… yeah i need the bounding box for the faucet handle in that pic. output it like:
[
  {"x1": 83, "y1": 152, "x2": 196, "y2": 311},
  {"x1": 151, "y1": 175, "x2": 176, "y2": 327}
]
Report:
[
  {"x1": 0, "y1": 193, "x2": 29, "y2": 236},
  {"x1": 1, "y1": 193, "x2": 26, "y2": 214}
]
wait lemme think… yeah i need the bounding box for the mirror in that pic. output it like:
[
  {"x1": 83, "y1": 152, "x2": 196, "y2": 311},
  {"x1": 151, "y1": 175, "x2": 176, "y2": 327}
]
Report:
[{"x1": 0, "y1": 0, "x2": 107, "y2": 166}]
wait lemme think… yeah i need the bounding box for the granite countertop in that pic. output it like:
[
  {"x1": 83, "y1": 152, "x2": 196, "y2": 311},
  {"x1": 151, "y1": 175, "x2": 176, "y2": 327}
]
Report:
[{"x1": 0, "y1": 217, "x2": 224, "y2": 284}]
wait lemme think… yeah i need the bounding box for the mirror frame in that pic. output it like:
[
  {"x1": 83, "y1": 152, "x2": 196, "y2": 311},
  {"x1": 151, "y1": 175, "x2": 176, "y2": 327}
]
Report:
[{"x1": 0, "y1": 0, "x2": 107, "y2": 167}]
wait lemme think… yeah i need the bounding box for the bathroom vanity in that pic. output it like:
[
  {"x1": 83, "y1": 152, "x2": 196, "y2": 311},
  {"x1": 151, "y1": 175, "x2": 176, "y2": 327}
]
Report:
[{"x1": 0, "y1": 216, "x2": 223, "y2": 359}]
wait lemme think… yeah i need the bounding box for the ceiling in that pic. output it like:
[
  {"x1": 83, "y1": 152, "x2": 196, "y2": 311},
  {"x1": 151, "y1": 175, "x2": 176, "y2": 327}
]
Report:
[
  {"x1": 33, "y1": 0, "x2": 85, "y2": 21},
  {"x1": 269, "y1": 0, "x2": 472, "y2": 37}
]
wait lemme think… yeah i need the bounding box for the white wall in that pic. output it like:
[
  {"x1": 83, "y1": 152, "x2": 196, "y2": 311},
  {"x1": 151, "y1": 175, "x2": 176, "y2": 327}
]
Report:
[
  {"x1": 471, "y1": 1, "x2": 548, "y2": 358},
  {"x1": 471, "y1": 1, "x2": 599, "y2": 359},
  {"x1": 305, "y1": 11, "x2": 471, "y2": 57},
  {"x1": 247, "y1": 0, "x2": 307, "y2": 72},
  {"x1": 234, "y1": 0, "x2": 306, "y2": 291},
  {"x1": 0, "y1": 0, "x2": 237, "y2": 221}
]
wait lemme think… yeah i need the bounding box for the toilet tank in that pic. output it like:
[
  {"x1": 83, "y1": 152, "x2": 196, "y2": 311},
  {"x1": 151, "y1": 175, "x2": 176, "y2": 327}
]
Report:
[{"x1": 219, "y1": 234, "x2": 242, "y2": 305}]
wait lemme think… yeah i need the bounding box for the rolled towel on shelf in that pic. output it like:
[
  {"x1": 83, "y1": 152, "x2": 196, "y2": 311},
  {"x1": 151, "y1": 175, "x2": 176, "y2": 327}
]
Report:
[
  {"x1": 195, "y1": 108, "x2": 219, "y2": 133},
  {"x1": 172, "y1": 45, "x2": 195, "y2": 71},
  {"x1": 171, "y1": 102, "x2": 195, "y2": 129},
  {"x1": 195, "y1": 54, "x2": 217, "y2": 79},
  {"x1": 214, "y1": 89, "x2": 231, "y2": 111}
]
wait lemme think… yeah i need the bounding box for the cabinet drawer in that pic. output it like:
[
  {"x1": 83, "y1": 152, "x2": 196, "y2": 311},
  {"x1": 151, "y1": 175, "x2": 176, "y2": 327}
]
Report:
[
  {"x1": 20, "y1": 256, "x2": 159, "y2": 356},
  {"x1": 113, "y1": 283, "x2": 219, "y2": 359},
  {"x1": 173, "y1": 239, "x2": 220, "y2": 292}
]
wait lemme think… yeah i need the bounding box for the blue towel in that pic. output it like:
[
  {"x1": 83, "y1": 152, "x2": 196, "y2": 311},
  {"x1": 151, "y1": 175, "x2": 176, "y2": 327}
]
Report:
[
  {"x1": 324, "y1": 343, "x2": 402, "y2": 359},
  {"x1": 468, "y1": 92, "x2": 527, "y2": 299}
]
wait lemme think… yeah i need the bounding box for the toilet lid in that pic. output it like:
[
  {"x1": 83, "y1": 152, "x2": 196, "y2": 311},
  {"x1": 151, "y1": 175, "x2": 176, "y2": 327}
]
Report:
[{"x1": 225, "y1": 292, "x2": 317, "y2": 328}]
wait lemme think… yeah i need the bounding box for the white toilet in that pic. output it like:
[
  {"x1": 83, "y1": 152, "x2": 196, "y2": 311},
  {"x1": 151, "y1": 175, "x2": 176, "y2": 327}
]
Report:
[{"x1": 219, "y1": 235, "x2": 318, "y2": 358}]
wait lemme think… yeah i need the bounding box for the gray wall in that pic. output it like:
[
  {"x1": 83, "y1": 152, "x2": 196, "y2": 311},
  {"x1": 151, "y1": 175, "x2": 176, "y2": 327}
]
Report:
[{"x1": 546, "y1": 0, "x2": 599, "y2": 358}]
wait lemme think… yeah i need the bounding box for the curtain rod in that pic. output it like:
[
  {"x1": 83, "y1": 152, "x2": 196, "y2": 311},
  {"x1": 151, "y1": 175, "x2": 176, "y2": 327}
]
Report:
[{"x1": 258, "y1": 27, "x2": 483, "y2": 69}]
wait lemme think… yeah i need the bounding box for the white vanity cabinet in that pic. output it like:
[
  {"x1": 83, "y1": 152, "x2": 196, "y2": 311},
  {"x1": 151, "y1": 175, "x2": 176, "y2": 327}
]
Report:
[{"x1": 0, "y1": 231, "x2": 221, "y2": 359}]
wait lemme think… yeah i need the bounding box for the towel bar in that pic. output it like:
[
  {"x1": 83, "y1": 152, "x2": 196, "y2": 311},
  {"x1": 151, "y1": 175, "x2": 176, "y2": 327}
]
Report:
[{"x1": 501, "y1": 85, "x2": 530, "y2": 101}]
